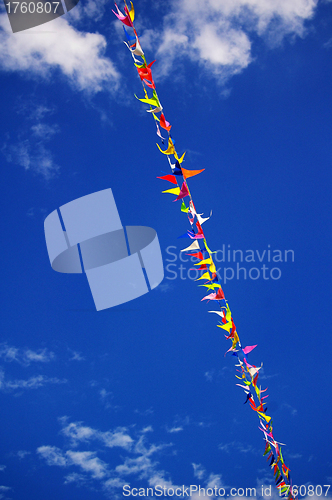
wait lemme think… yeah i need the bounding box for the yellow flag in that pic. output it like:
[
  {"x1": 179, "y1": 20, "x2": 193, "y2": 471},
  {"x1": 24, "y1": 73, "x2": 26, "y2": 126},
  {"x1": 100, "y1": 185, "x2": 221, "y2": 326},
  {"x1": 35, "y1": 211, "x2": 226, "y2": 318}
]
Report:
[
  {"x1": 162, "y1": 187, "x2": 180, "y2": 195},
  {"x1": 195, "y1": 272, "x2": 211, "y2": 281},
  {"x1": 232, "y1": 331, "x2": 239, "y2": 348},
  {"x1": 217, "y1": 322, "x2": 232, "y2": 333},
  {"x1": 194, "y1": 258, "x2": 212, "y2": 266},
  {"x1": 209, "y1": 262, "x2": 216, "y2": 274},
  {"x1": 175, "y1": 151, "x2": 186, "y2": 163},
  {"x1": 203, "y1": 239, "x2": 215, "y2": 255},
  {"x1": 199, "y1": 283, "x2": 221, "y2": 290},
  {"x1": 157, "y1": 138, "x2": 176, "y2": 156},
  {"x1": 257, "y1": 412, "x2": 271, "y2": 423},
  {"x1": 128, "y1": 1, "x2": 135, "y2": 21},
  {"x1": 225, "y1": 304, "x2": 232, "y2": 323}
]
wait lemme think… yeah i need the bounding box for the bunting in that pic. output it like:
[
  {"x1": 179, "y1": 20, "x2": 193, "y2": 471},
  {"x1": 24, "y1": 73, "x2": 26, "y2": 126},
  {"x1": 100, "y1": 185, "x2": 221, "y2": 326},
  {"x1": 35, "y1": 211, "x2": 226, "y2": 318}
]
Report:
[{"x1": 114, "y1": 3, "x2": 297, "y2": 499}]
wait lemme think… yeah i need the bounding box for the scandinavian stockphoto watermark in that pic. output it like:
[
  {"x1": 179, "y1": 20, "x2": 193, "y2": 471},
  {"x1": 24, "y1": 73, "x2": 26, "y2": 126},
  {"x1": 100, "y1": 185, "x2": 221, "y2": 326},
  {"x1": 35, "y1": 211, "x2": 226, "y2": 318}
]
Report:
[
  {"x1": 123, "y1": 484, "x2": 331, "y2": 497},
  {"x1": 123, "y1": 484, "x2": 265, "y2": 497},
  {"x1": 165, "y1": 244, "x2": 295, "y2": 283},
  {"x1": 44, "y1": 188, "x2": 164, "y2": 311}
]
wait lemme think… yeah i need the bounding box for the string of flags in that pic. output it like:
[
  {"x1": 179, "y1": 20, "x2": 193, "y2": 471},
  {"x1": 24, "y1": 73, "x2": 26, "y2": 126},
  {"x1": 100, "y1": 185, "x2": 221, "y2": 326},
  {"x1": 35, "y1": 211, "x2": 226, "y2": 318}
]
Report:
[{"x1": 113, "y1": 2, "x2": 297, "y2": 497}]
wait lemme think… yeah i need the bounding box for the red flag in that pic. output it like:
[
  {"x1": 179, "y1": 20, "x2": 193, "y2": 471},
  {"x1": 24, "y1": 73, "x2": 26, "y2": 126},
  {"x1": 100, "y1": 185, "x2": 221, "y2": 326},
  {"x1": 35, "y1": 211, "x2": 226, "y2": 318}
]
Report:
[
  {"x1": 187, "y1": 252, "x2": 204, "y2": 260},
  {"x1": 157, "y1": 175, "x2": 177, "y2": 184},
  {"x1": 215, "y1": 287, "x2": 225, "y2": 300},
  {"x1": 160, "y1": 113, "x2": 171, "y2": 131}
]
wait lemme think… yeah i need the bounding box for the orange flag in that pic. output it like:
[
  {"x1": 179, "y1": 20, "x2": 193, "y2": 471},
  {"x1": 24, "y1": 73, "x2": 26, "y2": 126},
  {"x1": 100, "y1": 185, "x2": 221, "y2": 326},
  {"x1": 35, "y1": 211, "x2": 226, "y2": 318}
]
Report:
[{"x1": 181, "y1": 168, "x2": 205, "y2": 179}]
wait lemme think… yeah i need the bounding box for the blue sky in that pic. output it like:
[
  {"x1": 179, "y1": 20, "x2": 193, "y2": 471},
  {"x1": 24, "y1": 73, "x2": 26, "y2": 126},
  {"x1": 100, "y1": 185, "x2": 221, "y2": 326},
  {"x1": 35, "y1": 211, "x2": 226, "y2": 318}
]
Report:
[{"x1": 0, "y1": 0, "x2": 331, "y2": 499}]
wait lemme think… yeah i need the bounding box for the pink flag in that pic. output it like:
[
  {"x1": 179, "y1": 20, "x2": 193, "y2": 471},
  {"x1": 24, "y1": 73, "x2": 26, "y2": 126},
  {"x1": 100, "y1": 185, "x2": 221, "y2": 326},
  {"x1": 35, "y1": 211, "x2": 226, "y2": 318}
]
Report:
[
  {"x1": 174, "y1": 182, "x2": 189, "y2": 202},
  {"x1": 242, "y1": 345, "x2": 257, "y2": 355}
]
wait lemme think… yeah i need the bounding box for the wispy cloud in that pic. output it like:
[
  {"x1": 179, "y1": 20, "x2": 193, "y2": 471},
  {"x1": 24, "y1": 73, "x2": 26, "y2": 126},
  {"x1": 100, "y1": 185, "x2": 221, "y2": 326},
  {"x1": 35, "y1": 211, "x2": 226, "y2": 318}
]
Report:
[
  {"x1": 219, "y1": 440, "x2": 257, "y2": 454},
  {"x1": 140, "y1": 426, "x2": 153, "y2": 434},
  {"x1": 280, "y1": 402, "x2": 297, "y2": 416},
  {"x1": 134, "y1": 407, "x2": 154, "y2": 416},
  {"x1": 0, "y1": 343, "x2": 55, "y2": 366},
  {"x1": 204, "y1": 366, "x2": 232, "y2": 382},
  {"x1": 37, "y1": 418, "x2": 178, "y2": 495},
  {"x1": 17, "y1": 450, "x2": 31, "y2": 460},
  {"x1": 37, "y1": 446, "x2": 67, "y2": 467},
  {"x1": 30, "y1": 123, "x2": 59, "y2": 140},
  {"x1": 15, "y1": 99, "x2": 55, "y2": 121},
  {"x1": 69, "y1": 351, "x2": 85, "y2": 362},
  {"x1": 2, "y1": 97, "x2": 61, "y2": 179},
  {"x1": 192, "y1": 462, "x2": 205, "y2": 480},
  {"x1": 66, "y1": 451, "x2": 108, "y2": 479},
  {"x1": 59, "y1": 418, "x2": 133, "y2": 450},
  {"x1": 152, "y1": 0, "x2": 318, "y2": 83},
  {"x1": 37, "y1": 447, "x2": 109, "y2": 480},
  {"x1": 0, "y1": 485, "x2": 12, "y2": 500},
  {"x1": 323, "y1": 37, "x2": 332, "y2": 48},
  {"x1": 66, "y1": 0, "x2": 109, "y2": 24},
  {"x1": 166, "y1": 426, "x2": 183, "y2": 433},
  {"x1": 2, "y1": 140, "x2": 60, "y2": 180},
  {"x1": 0, "y1": 371, "x2": 66, "y2": 392},
  {"x1": 204, "y1": 371, "x2": 214, "y2": 382},
  {"x1": 36, "y1": 415, "x2": 234, "y2": 498}
]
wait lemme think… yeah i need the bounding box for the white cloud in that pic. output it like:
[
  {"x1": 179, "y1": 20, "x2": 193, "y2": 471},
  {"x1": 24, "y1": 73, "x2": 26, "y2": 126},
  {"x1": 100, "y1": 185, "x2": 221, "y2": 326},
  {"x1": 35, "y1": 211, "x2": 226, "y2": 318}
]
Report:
[
  {"x1": 166, "y1": 426, "x2": 183, "y2": 433},
  {"x1": 61, "y1": 421, "x2": 96, "y2": 444},
  {"x1": 64, "y1": 472, "x2": 87, "y2": 485},
  {"x1": 192, "y1": 22, "x2": 251, "y2": 68},
  {"x1": 69, "y1": 351, "x2": 85, "y2": 361},
  {"x1": 2, "y1": 96, "x2": 61, "y2": 180},
  {"x1": 24, "y1": 349, "x2": 54, "y2": 363},
  {"x1": 60, "y1": 419, "x2": 133, "y2": 451},
  {"x1": 99, "y1": 388, "x2": 117, "y2": 409},
  {"x1": 154, "y1": 0, "x2": 318, "y2": 82},
  {"x1": 0, "y1": 13, "x2": 120, "y2": 93},
  {"x1": 114, "y1": 435, "x2": 172, "y2": 484},
  {"x1": 15, "y1": 100, "x2": 56, "y2": 121},
  {"x1": 37, "y1": 446, "x2": 67, "y2": 467},
  {"x1": 140, "y1": 426, "x2": 153, "y2": 434},
  {"x1": 280, "y1": 402, "x2": 297, "y2": 416},
  {"x1": 2, "y1": 136, "x2": 60, "y2": 180},
  {"x1": 0, "y1": 370, "x2": 66, "y2": 392},
  {"x1": 323, "y1": 37, "x2": 332, "y2": 48},
  {"x1": 37, "y1": 446, "x2": 108, "y2": 479},
  {"x1": 192, "y1": 463, "x2": 206, "y2": 480},
  {"x1": 102, "y1": 429, "x2": 133, "y2": 450},
  {"x1": 31, "y1": 123, "x2": 59, "y2": 140},
  {"x1": 66, "y1": 451, "x2": 108, "y2": 479},
  {"x1": 204, "y1": 370, "x2": 214, "y2": 382},
  {"x1": 17, "y1": 450, "x2": 31, "y2": 459},
  {"x1": 38, "y1": 422, "x2": 172, "y2": 493},
  {"x1": 37, "y1": 417, "x2": 233, "y2": 498},
  {"x1": 67, "y1": 0, "x2": 108, "y2": 23},
  {"x1": 219, "y1": 440, "x2": 257, "y2": 454},
  {"x1": 288, "y1": 453, "x2": 302, "y2": 459},
  {"x1": 103, "y1": 477, "x2": 126, "y2": 490},
  {"x1": 0, "y1": 343, "x2": 55, "y2": 366}
]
